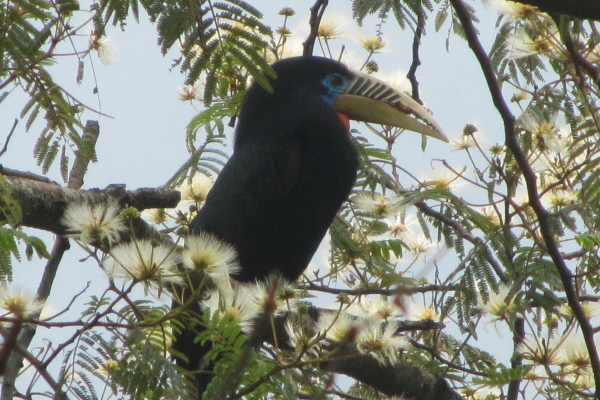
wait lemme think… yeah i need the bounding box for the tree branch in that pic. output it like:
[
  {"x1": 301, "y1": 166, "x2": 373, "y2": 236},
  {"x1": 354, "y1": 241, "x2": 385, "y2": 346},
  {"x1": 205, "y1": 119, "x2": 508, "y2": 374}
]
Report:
[
  {"x1": 407, "y1": 8, "x2": 425, "y2": 104},
  {"x1": 303, "y1": 0, "x2": 329, "y2": 56},
  {"x1": 1, "y1": 174, "x2": 180, "y2": 235},
  {"x1": 68, "y1": 120, "x2": 100, "y2": 189},
  {"x1": 256, "y1": 307, "x2": 459, "y2": 400},
  {"x1": 0, "y1": 120, "x2": 18, "y2": 158},
  {"x1": 448, "y1": 0, "x2": 600, "y2": 396},
  {"x1": 321, "y1": 350, "x2": 463, "y2": 400}
]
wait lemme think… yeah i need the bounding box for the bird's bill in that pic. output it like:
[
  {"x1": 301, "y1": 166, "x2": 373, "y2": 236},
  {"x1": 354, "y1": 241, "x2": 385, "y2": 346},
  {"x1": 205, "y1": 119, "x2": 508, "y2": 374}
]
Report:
[{"x1": 334, "y1": 71, "x2": 448, "y2": 142}]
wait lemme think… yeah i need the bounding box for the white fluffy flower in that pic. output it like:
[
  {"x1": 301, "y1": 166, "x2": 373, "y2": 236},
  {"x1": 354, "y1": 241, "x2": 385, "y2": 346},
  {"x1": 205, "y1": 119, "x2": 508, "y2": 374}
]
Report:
[
  {"x1": 543, "y1": 190, "x2": 578, "y2": 209},
  {"x1": 350, "y1": 297, "x2": 405, "y2": 322},
  {"x1": 385, "y1": 213, "x2": 417, "y2": 239},
  {"x1": 407, "y1": 302, "x2": 441, "y2": 322},
  {"x1": 422, "y1": 168, "x2": 465, "y2": 191},
  {"x1": 62, "y1": 200, "x2": 126, "y2": 244},
  {"x1": 518, "y1": 335, "x2": 561, "y2": 365},
  {"x1": 555, "y1": 334, "x2": 590, "y2": 369},
  {"x1": 486, "y1": 0, "x2": 539, "y2": 21},
  {"x1": 506, "y1": 27, "x2": 566, "y2": 61},
  {"x1": 108, "y1": 240, "x2": 182, "y2": 290},
  {"x1": 352, "y1": 193, "x2": 404, "y2": 217},
  {"x1": 478, "y1": 285, "x2": 515, "y2": 318},
  {"x1": 88, "y1": 29, "x2": 116, "y2": 65},
  {"x1": 0, "y1": 284, "x2": 44, "y2": 318},
  {"x1": 406, "y1": 233, "x2": 434, "y2": 256},
  {"x1": 558, "y1": 302, "x2": 600, "y2": 319},
  {"x1": 356, "y1": 320, "x2": 409, "y2": 365},
  {"x1": 317, "y1": 311, "x2": 357, "y2": 342},
  {"x1": 201, "y1": 286, "x2": 261, "y2": 334},
  {"x1": 183, "y1": 233, "x2": 239, "y2": 296},
  {"x1": 178, "y1": 174, "x2": 214, "y2": 204},
  {"x1": 141, "y1": 208, "x2": 169, "y2": 225},
  {"x1": 359, "y1": 36, "x2": 386, "y2": 53},
  {"x1": 452, "y1": 134, "x2": 477, "y2": 151},
  {"x1": 243, "y1": 281, "x2": 298, "y2": 316}
]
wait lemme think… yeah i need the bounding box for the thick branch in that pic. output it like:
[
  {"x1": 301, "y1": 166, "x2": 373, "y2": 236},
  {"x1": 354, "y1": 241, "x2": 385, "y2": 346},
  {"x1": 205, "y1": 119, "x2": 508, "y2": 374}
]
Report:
[
  {"x1": 1, "y1": 173, "x2": 180, "y2": 234},
  {"x1": 258, "y1": 308, "x2": 459, "y2": 400},
  {"x1": 322, "y1": 350, "x2": 463, "y2": 400}
]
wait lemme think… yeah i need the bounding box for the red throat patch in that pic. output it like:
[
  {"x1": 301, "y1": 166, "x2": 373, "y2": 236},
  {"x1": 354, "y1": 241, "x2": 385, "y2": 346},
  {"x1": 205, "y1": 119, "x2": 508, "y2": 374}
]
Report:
[{"x1": 337, "y1": 113, "x2": 350, "y2": 132}]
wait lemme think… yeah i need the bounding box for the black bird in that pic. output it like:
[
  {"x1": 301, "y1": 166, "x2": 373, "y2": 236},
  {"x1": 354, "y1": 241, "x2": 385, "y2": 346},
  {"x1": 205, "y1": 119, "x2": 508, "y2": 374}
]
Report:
[{"x1": 173, "y1": 56, "x2": 447, "y2": 396}]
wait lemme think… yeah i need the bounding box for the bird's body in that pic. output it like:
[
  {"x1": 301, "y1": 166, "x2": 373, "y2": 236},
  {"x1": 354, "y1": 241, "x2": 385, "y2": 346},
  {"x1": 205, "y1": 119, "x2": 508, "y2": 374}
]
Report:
[
  {"x1": 191, "y1": 57, "x2": 358, "y2": 282},
  {"x1": 172, "y1": 56, "x2": 447, "y2": 398}
]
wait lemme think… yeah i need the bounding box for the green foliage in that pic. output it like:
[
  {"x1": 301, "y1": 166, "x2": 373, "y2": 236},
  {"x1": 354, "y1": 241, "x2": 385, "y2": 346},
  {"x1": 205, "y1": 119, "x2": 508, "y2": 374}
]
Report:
[
  {"x1": 167, "y1": 131, "x2": 229, "y2": 188},
  {"x1": 167, "y1": 91, "x2": 246, "y2": 187},
  {"x1": 0, "y1": 226, "x2": 49, "y2": 283},
  {"x1": 2, "y1": 0, "x2": 276, "y2": 178},
  {"x1": 2, "y1": 0, "x2": 86, "y2": 175},
  {"x1": 351, "y1": 0, "x2": 435, "y2": 30},
  {"x1": 473, "y1": 365, "x2": 532, "y2": 386},
  {"x1": 71, "y1": 330, "x2": 193, "y2": 400},
  {"x1": 149, "y1": 0, "x2": 274, "y2": 103},
  {"x1": 353, "y1": 135, "x2": 397, "y2": 192},
  {"x1": 198, "y1": 309, "x2": 251, "y2": 398}
]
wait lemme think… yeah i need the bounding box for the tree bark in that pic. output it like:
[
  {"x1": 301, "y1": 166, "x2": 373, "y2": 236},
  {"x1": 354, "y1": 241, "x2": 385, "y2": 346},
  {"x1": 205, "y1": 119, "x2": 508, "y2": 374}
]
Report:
[
  {"x1": 261, "y1": 308, "x2": 463, "y2": 400},
  {"x1": 0, "y1": 171, "x2": 180, "y2": 235}
]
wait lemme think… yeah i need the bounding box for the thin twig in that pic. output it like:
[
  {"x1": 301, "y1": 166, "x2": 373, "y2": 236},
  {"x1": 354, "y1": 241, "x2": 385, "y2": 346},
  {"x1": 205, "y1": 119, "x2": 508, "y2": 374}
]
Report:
[
  {"x1": 414, "y1": 200, "x2": 509, "y2": 283},
  {"x1": 42, "y1": 282, "x2": 91, "y2": 321},
  {"x1": 410, "y1": 339, "x2": 487, "y2": 377},
  {"x1": 406, "y1": 9, "x2": 425, "y2": 103},
  {"x1": 303, "y1": 0, "x2": 329, "y2": 56},
  {"x1": 0, "y1": 120, "x2": 18, "y2": 158}
]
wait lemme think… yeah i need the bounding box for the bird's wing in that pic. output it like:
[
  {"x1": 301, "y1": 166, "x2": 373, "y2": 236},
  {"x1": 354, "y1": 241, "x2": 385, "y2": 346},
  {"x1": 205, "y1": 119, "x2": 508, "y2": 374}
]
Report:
[
  {"x1": 178, "y1": 141, "x2": 301, "y2": 380},
  {"x1": 190, "y1": 140, "x2": 302, "y2": 280}
]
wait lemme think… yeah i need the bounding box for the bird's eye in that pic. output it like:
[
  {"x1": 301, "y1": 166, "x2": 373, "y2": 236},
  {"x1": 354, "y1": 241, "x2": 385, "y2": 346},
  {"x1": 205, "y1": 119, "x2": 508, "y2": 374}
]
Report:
[
  {"x1": 321, "y1": 73, "x2": 349, "y2": 100},
  {"x1": 329, "y1": 74, "x2": 344, "y2": 87}
]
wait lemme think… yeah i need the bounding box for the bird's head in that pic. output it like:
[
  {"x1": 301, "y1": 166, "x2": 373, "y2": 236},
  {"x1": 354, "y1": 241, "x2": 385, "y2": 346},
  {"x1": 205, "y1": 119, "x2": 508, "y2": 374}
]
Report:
[{"x1": 236, "y1": 56, "x2": 448, "y2": 144}]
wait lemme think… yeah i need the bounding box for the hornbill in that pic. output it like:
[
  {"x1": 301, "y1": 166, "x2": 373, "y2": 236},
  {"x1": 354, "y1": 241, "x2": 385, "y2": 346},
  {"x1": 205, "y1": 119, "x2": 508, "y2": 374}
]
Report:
[{"x1": 173, "y1": 56, "x2": 447, "y2": 396}]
